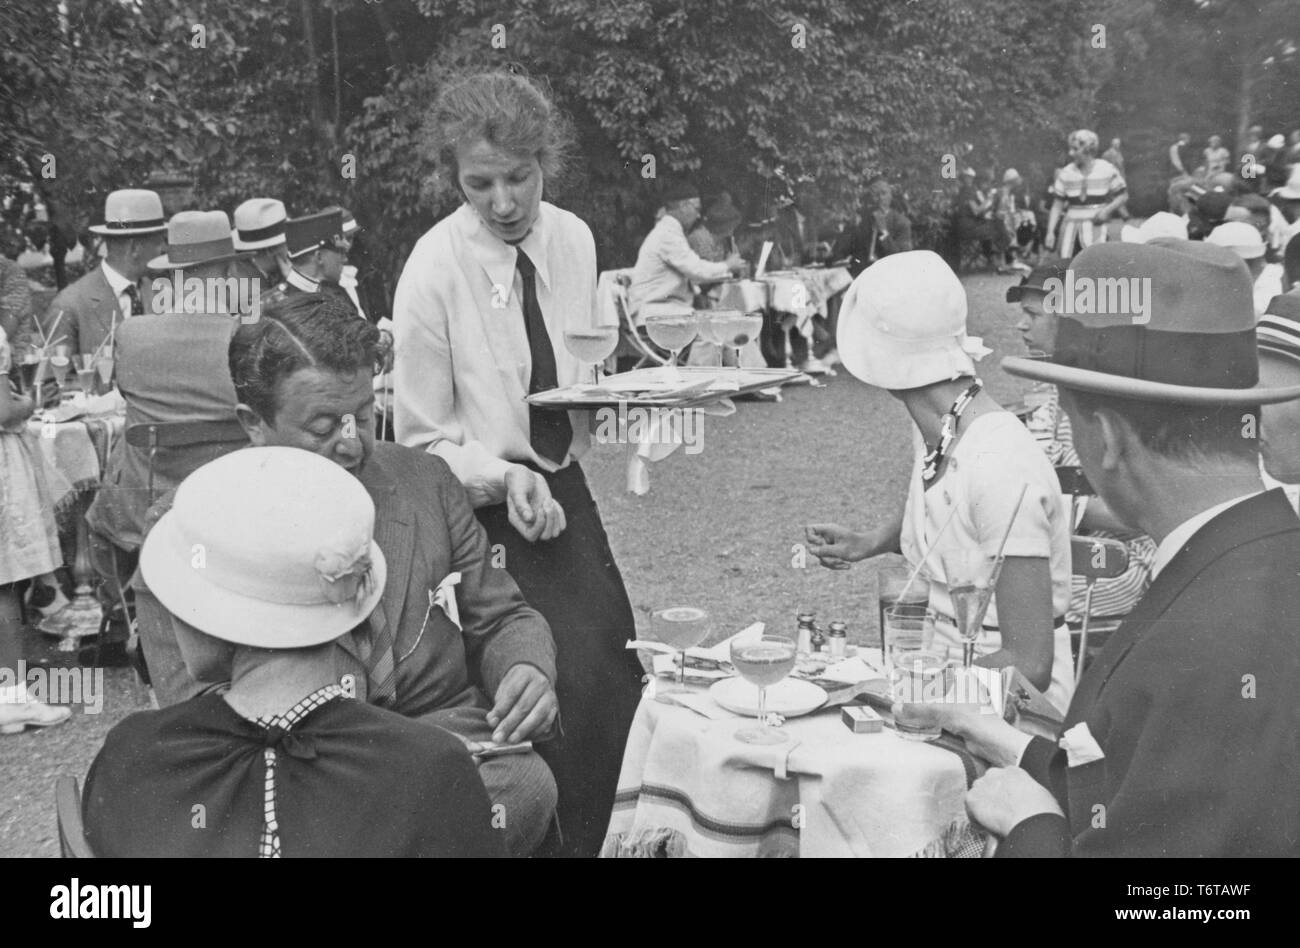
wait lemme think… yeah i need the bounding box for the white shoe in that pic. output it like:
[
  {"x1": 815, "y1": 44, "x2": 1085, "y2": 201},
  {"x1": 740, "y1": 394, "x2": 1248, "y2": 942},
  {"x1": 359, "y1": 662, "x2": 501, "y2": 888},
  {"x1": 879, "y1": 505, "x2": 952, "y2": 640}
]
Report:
[
  {"x1": 0, "y1": 686, "x2": 73, "y2": 735},
  {"x1": 799, "y1": 357, "x2": 834, "y2": 376}
]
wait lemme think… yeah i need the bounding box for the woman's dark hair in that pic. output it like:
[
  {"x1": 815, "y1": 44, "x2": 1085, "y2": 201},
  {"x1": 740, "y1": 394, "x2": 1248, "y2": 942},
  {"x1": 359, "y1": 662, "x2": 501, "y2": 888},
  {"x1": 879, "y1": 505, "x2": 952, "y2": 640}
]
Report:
[
  {"x1": 424, "y1": 68, "x2": 575, "y2": 196},
  {"x1": 229, "y1": 294, "x2": 381, "y2": 424}
]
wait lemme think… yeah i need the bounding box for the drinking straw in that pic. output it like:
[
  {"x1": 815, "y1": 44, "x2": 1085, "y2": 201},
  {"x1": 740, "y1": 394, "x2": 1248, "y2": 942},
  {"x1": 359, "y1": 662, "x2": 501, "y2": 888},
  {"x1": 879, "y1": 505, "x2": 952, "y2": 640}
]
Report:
[
  {"x1": 895, "y1": 503, "x2": 960, "y2": 605},
  {"x1": 43, "y1": 310, "x2": 65, "y2": 350},
  {"x1": 992, "y1": 483, "x2": 1030, "y2": 564}
]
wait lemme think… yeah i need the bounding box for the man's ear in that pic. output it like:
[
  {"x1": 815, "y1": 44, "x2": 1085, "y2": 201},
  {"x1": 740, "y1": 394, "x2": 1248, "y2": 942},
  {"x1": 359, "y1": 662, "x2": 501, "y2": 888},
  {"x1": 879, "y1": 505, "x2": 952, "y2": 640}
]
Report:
[
  {"x1": 1094, "y1": 407, "x2": 1129, "y2": 472},
  {"x1": 235, "y1": 403, "x2": 269, "y2": 445}
]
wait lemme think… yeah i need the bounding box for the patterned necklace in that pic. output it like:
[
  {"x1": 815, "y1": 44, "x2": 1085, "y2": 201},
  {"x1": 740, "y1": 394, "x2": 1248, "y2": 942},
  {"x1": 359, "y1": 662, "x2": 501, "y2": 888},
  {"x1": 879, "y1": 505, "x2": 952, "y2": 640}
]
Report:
[{"x1": 922, "y1": 379, "x2": 983, "y2": 484}]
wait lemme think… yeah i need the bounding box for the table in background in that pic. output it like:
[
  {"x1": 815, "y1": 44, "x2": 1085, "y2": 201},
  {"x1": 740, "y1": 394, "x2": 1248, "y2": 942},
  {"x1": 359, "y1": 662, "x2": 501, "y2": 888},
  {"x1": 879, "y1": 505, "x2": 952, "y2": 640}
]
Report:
[{"x1": 602, "y1": 676, "x2": 988, "y2": 858}]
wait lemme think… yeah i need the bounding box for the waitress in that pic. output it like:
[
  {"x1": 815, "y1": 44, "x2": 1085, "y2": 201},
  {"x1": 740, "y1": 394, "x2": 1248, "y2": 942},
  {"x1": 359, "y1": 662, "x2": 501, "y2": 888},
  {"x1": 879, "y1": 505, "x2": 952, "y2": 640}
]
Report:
[{"x1": 392, "y1": 69, "x2": 643, "y2": 857}]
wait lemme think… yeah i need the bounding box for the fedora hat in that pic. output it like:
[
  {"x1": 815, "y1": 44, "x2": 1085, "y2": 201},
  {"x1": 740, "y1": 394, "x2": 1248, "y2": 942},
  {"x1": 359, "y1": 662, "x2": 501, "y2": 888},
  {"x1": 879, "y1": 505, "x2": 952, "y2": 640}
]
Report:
[
  {"x1": 837, "y1": 250, "x2": 991, "y2": 390},
  {"x1": 1002, "y1": 240, "x2": 1300, "y2": 406},
  {"x1": 88, "y1": 189, "x2": 167, "y2": 237},
  {"x1": 232, "y1": 198, "x2": 288, "y2": 251},
  {"x1": 1006, "y1": 259, "x2": 1070, "y2": 303},
  {"x1": 1120, "y1": 211, "x2": 1188, "y2": 244},
  {"x1": 285, "y1": 208, "x2": 347, "y2": 258},
  {"x1": 1273, "y1": 163, "x2": 1300, "y2": 200},
  {"x1": 140, "y1": 447, "x2": 387, "y2": 649},
  {"x1": 148, "y1": 210, "x2": 245, "y2": 271}
]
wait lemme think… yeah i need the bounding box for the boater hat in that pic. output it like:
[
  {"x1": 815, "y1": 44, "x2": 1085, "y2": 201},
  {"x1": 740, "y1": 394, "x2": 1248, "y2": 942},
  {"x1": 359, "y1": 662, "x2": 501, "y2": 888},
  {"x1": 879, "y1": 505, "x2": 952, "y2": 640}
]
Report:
[
  {"x1": 88, "y1": 189, "x2": 168, "y2": 237},
  {"x1": 838, "y1": 250, "x2": 991, "y2": 390},
  {"x1": 232, "y1": 198, "x2": 288, "y2": 251},
  {"x1": 140, "y1": 447, "x2": 387, "y2": 648},
  {"x1": 147, "y1": 210, "x2": 246, "y2": 271},
  {"x1": 285, "y1": 209, "x2": 347, "y2": 259},
  {"x1": 1002, "y1": 240, "x2": 1300, "y2": 406},
  {"x1": 1207, "y1": 221, "x2": 1265, "y2": 260}
]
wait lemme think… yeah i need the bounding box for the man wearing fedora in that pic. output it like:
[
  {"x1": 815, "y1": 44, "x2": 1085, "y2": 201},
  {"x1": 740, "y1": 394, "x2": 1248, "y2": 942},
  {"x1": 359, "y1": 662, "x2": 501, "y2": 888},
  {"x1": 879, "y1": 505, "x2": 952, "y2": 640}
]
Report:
[
  {"x1": 85, "y1": 210, "x2": 251, "y2": 667},
  {"x1": 260, "y1": 208, "x2": 360, "y2": 318},
  {"x1": 38, "y1": 189, "x2": 168, "y2": 357},
  {"x1": 232, "y1": 197, "x2": 291, "y2": 288},
  {"x1": 1258, "y1": 293, "x2": 1300, "y2": 510},
  {"x1": 902, "y1": 240, "x2": 1300, "y2": 856},
  {"x1": 84, "y1": 448, "x2": 505, "y2": 857}
]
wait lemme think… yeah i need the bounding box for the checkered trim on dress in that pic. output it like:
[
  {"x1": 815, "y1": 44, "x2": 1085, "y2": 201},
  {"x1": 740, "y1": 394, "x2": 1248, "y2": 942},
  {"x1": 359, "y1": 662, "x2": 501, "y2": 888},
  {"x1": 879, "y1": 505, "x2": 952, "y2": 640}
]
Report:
[{"x1": 251, "y1": 684, "x2": 346, "y2": 858}]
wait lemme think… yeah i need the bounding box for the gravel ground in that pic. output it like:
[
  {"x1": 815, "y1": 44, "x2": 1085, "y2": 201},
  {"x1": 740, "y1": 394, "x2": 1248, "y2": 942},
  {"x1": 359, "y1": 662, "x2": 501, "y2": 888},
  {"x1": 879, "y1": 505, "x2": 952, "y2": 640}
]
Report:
[{"x1": 0, "y1": 270, "x2": 1031, "y2": 858}]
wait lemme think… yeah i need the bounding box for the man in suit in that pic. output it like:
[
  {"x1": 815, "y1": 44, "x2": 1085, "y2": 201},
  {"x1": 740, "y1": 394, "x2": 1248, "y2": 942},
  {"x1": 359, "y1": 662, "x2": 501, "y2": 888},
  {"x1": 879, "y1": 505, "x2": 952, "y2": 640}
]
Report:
[
  {"x1": 131, "y1": 293, "x2": 560, "y2": 856},
  {"x1": 85, "y1": 210, "x2": 251, "y2": 666},
  {"x1": 904, "y1": 239, "x2": 1300, "y2": 856},
  {"x1": 38, "y1": 190, "x2": 167, "y2": 357}
]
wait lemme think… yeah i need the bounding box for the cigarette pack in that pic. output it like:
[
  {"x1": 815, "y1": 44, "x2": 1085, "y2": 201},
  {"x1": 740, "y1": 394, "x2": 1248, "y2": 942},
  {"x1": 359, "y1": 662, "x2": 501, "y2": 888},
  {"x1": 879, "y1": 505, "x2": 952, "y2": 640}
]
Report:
[{"x1": 841, "y1": 705, "x2": 883, "y2": 734}]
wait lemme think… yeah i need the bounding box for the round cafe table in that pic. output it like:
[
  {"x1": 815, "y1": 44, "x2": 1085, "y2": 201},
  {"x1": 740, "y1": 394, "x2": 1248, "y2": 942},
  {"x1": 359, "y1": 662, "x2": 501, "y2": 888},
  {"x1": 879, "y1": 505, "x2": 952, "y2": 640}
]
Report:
[{"x1": 601, "y1": 659, "x2": 990, "y2": 858}]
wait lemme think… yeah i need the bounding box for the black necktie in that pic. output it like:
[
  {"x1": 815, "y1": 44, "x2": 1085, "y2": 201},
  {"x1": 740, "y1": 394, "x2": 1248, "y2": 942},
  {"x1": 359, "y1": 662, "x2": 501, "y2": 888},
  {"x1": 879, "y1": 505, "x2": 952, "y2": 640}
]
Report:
[
  {"x1": 515, "y1": 249, "x2": 572, "y2": 465},
  {"x1": 124, "y1": 284, "x2": 144, "y2": 316}
]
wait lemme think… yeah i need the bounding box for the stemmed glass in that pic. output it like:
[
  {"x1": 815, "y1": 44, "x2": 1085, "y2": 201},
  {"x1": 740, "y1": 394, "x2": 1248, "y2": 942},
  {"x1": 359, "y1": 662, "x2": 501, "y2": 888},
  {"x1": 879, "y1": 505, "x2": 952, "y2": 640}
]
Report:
[
  {"x1": 722, "y1": 311, "x2": 764, "y2": 377},
  {"x1": 696, "y1": 309, "x2": 730, "y2": 369},
  {"x1": 562, "y1": 325, "x2": 620, "y2": 386},
  {"x1": 730, "y1": 634, "x2": 798, "y2": 745},
  {"x1": 644, "y1": 311, "x2": 700, "y2": 381},
  {"x1": 941, "y1": 550, "x2": 1003, "y2": 669},
  {"x1": 649, "y1": 606, "x2": 711, "y2": 701}
]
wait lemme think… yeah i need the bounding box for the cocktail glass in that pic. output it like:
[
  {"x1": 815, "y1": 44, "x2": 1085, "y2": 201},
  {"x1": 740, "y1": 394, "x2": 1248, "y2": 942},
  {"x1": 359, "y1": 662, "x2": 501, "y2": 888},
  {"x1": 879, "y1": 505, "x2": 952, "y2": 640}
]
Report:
[
  {"x1": 563, "y1": 326, "x2": 620, "y2": 386},
  {"x1": 649, "y1": 606, "x2": 711, "y2": 700},
  {"x1": 941, "y1": 550, "x2": 1003, "y2": 668},
  {"x1": 644, "y1": 312, "x2": 699, "y2": 381},
  {"x1": 723, "y1": 312, "x2": 764, "y2": 377},
  {"x1": 730, "y1": 635, "x2": 798, "y2": 745}
]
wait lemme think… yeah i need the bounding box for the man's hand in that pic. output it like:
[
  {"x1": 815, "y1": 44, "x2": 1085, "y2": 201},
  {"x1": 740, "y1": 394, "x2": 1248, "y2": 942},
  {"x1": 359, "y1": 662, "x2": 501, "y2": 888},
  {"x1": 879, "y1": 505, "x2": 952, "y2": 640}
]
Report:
[
  {"x1": 804, "y1": 523, "x2": 871, "y2": 570},
  {"x1": 890, "y1": 701, "x2": 1030, "y2": 768},
  {"x1": 725, "y1": 252, "x2": 748, "y2": 277},
  {"x1": 487, "y1": 664, "x2": 558, "y2": 744},
  {"x1": 965, "y1": 766, "x2": 1063, "y2": 837},
  {"x1": 504, "y1": 465, "x2": 566, "y2": 543}
]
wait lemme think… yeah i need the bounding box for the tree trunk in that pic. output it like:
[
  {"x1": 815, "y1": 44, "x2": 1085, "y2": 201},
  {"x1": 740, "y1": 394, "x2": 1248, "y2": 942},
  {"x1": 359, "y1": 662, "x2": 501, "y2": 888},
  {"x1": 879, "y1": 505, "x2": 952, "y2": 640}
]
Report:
[
  {"x1": 370, "y1": 2, "x2": 409, "y2": 72},
  {"x1": 299, "y1": 0, "x2": 334, "y2": 154},
  {"x1": 1236, "y1": 55, "x2": 1255, "y2": 155}
]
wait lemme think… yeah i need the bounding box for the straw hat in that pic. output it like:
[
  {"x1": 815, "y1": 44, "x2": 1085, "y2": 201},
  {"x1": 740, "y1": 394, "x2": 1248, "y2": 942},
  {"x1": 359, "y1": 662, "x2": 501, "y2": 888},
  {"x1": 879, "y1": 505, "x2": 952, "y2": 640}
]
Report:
[
  {"x1": 1272, "y1": 164, "x2": 1300, "y2": 201},
  {"x1": 1002, "y1": 240, "x2": 1300, "y2": 406},
  {"x1": 232, "y1": 198, "x2": 288, "y2": 251},
  {"x1": 147, "y1": 210, "x2": 245, "y2": 271},
  {"x1": 1120, "y1": 211, "x2": 1188, "y2": 244},
  {"x1": 1206, "y1": 221, "x2": 1265, "y2": 261},
  {"x1": 837, "y1": 250, "x2": 990, "y2": 390},
  {"x1": 140, "y1": 447, "x2": 387, "y2": 648},
  {"x1": 88, "y1": 190, "x2": 167, "y2": 237}
]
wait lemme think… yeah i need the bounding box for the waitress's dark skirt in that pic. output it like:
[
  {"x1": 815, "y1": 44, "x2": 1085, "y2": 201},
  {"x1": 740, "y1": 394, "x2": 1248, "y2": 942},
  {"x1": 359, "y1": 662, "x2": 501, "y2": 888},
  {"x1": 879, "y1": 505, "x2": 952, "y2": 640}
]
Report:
[{"x1": 475, "y1": 460, "x2": 644, "y2": 857}]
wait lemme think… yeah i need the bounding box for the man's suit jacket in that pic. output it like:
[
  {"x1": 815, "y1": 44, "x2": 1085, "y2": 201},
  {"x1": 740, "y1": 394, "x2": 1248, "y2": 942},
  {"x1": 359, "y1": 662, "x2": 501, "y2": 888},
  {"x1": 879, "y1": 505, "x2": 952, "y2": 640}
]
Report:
[
  {"x1": 1002, "y1": 490, "x2": 1300, "y2": 857},
  {"x1": 85, "y1": 312, "x2": 247, "y2": 550},
  {"x1": 39, "y1": 263, "x2": 135, "y2": 357},
  {"x1": 134, "y1": 442, "x2": 557, "y2": 721}
]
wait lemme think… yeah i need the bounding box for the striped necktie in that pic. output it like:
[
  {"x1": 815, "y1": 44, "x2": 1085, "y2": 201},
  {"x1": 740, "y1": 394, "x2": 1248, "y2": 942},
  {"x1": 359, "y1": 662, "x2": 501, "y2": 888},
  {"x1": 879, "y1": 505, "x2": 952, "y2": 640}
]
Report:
[
  {"x1": 124, "y1": 284, "x2": 145, "y2": 316},
  {"x1": 356, "y1": 614, "x2": 397, "y2": 707},
  {"x1": 515, "y1": 248, "x2": 573, "y2": 464}
]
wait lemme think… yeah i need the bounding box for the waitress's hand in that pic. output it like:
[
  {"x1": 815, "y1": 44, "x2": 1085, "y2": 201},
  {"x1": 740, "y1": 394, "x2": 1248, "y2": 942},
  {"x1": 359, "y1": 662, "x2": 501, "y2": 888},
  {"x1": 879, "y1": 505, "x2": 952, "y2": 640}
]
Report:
[
  {"x1": 804, "y1": 523, "x2": 871, "y2": 569},
  {"x1": 505, "y1": 465, "x2": 567, "y2": 543}
]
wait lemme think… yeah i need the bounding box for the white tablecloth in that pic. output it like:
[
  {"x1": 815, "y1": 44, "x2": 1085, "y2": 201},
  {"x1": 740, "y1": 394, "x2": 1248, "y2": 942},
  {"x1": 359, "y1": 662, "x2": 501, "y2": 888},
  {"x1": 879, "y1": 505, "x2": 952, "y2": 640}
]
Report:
[{"x1": 602, "y1": 680, "x2": 989, "y2": 858}]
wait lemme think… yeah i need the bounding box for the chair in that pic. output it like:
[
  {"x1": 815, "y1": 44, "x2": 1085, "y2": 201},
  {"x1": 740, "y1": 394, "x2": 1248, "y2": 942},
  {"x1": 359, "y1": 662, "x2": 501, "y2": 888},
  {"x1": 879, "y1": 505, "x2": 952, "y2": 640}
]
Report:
[
  {"x1": 125, "y1": 418, "x2": 249, "y2": 506},
  {"x1": 56, "y1": 776, "x2": 95, "y2": 858},
  {"x1": 610, "y1": 273, "x2": 668, "y2": 370},
  {"x1": 1068, "y1": 535, "x2": 1129, "y2": 682}
]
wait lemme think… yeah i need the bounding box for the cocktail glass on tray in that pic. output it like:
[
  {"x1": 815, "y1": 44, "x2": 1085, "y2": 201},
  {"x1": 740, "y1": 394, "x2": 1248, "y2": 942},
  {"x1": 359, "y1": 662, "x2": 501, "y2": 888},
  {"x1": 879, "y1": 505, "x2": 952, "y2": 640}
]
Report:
[
  {"x1": 721, "y1": 311, "x2": 764, "y2": 377},
  {"x1": 563, "y1": 326, "x2": 620, "y2": 385},
  {"x1": 644, "y1": 311, "x2": 700, "y2": 381}
]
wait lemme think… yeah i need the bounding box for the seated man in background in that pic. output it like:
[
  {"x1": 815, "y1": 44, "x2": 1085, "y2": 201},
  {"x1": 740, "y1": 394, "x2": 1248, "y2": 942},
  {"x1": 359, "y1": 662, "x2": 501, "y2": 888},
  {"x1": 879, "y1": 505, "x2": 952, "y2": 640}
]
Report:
[
  {"x1": 630, "y1": 179, "x2": 747, "y2": 325},
  {"x1": 84, "y1": 447, "x2": 504, "y2": 857},
  {"x1": 133, "y1": 294, "x2": 560, "y2": 856},
  {"x1": 910, "y1": 240, "x2": 1300, "y2": 857},
  {"x1": 85, "y1": 210, "x2": 250, "y2": 667}
]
